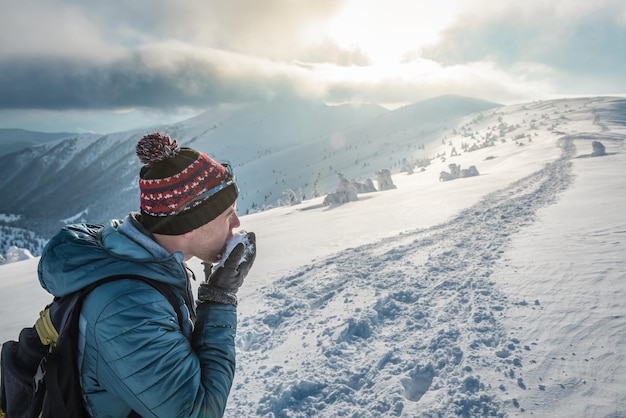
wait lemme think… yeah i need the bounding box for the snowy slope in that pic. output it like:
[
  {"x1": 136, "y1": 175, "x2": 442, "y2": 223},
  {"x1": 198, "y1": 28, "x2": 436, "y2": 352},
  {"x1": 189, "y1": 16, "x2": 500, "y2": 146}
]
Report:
[
  {"x1": 0, "y1": 95, "x2": 496, "y2": 253},
  {"x1": 0, "y1": 96, "x2": 624, "y2": 417},
  {"x1": 0, "y1": 129, "x2": 77, "y2": 156}
]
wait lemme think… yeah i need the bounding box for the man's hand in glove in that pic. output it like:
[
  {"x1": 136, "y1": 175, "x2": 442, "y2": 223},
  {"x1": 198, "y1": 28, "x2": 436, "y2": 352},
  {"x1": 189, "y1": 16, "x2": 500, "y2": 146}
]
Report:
[{"x1": 198, "y1": 232, "x2": 256, "y2": 306}]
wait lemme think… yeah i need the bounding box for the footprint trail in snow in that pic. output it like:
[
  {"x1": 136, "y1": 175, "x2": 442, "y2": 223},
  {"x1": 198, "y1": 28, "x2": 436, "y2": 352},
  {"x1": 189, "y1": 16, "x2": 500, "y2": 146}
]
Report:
[{"x1": 228, "y1": 138, "x2": 576, "y2": 417}]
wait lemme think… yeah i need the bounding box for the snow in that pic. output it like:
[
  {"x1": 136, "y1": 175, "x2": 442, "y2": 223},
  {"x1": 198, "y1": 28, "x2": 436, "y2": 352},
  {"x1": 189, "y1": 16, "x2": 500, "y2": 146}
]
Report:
[
  {"x1": 0, "y1": 214, "x2": 20, "y2": 223},
  {"x1": 213, "y1": 230, "x2": 255, "y2": 271},
  {"x1": 0, "y1": 98, "x2": 624, "y2": 416},
  {"x1": 1, "y1": 246, "x2": 34, "y2": 264}
]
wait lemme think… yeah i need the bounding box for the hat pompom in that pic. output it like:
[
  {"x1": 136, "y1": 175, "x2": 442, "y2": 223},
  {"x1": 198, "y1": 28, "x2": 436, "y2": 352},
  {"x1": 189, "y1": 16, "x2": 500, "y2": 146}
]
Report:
[{"x1": 136, "y1": 132, "x2": 181, "y2": 166}]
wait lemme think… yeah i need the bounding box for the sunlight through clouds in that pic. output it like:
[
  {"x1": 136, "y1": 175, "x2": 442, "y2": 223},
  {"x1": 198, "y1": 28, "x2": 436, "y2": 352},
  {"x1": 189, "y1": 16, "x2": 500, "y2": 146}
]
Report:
[
  {"x1": 0, "y1": 0, "x2": 623, "y2": 132},
  {"x1": 323, "y1": 0, "x2": 462, "y2": 65}
]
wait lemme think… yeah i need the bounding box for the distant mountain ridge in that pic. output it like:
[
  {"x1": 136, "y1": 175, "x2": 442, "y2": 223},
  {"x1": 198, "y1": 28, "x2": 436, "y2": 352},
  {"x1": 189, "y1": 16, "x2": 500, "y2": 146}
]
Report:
[
  {"x1": 0, "y1": 95, "x2": 502, "y2": 252},
  {"x1": 0, "y1": 128, "x2": 79, "y2": 156}
]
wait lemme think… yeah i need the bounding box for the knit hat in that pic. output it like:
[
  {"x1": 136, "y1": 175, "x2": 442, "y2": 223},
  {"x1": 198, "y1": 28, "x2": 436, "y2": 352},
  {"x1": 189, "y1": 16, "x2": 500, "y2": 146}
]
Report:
[{"x1": 136, "y1": 132, "x2": 238, "y2": 235}]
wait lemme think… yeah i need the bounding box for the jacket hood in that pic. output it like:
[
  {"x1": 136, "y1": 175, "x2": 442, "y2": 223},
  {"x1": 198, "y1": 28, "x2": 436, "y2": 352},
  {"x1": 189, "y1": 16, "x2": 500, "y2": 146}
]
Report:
[{"x1": 38, "y1": 219, "x2": 189, "y2": 297}]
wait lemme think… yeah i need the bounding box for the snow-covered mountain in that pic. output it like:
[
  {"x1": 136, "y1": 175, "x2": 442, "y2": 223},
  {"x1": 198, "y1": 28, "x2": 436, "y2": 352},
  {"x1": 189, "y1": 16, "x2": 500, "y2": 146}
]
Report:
[
  {"x1": 0, "y1": 129, "x2": 77, "y2": 157},
  {"x1": 0, "y1": 95, "x2": 499, "y2": 257},
  {"x1": 0, "y1": 94, "x2": 624, "y2": 416}
]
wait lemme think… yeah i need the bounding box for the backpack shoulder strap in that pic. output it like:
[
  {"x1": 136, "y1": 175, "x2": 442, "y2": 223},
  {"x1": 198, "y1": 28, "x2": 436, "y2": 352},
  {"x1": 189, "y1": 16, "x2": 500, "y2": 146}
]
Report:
[{"x1": 83, "y1": 274, "x2": 185, "y2": 329}]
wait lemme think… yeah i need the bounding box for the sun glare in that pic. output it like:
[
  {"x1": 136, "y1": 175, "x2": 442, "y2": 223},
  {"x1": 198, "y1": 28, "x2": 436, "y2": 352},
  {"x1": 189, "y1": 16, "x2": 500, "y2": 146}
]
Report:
[{"x1": 325, "y1": 0, "x2": 460, "y2": 66}]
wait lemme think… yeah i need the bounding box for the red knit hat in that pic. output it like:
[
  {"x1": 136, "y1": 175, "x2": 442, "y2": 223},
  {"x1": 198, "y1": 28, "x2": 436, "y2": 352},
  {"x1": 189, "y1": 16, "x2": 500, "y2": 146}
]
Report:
[{"x1": 136, "y1": 132, "x2": 238, "y2": 235}]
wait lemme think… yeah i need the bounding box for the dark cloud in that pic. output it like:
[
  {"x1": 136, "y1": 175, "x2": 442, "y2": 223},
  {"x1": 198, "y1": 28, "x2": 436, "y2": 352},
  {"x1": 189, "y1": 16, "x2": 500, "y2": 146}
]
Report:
[
  {"x1": 0, "y1": 0, "x2": 361, "y2": 111},
  {"x1": 0, "y1": 52, "x2": 302, "y2": 110},
  {"x1": 420, "y1": 3, "x2": 626, "y2": 90}
]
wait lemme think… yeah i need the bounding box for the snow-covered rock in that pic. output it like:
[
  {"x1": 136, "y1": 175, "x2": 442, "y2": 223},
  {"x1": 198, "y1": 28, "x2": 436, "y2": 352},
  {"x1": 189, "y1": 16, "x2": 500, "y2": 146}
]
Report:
[{"x1": 2, "y1": 246, "x2": 35, "y2": 264}]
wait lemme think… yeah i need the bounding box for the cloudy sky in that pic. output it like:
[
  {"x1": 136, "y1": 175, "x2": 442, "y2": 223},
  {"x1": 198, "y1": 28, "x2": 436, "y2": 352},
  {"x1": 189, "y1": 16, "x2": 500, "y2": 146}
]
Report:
[{"x1": 1, "y1": 0, "x2": 624, "y2": 133}]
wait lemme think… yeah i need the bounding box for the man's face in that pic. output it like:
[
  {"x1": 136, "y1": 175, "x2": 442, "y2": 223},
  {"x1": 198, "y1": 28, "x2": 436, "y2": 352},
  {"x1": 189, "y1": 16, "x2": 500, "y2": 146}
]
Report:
[{"x1": 189, "y1": 204, "x2": 240, "y2": 263}]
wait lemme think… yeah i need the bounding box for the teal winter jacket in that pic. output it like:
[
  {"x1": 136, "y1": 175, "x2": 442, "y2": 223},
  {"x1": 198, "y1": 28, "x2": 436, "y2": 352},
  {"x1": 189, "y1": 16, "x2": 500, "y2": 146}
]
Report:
[{"x1": 37, "y1": 216, "x2": 237, "y2": 417}]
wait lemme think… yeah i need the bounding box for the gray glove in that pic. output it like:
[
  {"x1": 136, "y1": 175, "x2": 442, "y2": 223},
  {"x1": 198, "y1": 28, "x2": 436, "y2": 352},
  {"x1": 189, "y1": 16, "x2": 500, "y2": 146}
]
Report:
[{"x1": 198, "y1": 232, "x2": 256, "y2": 306}]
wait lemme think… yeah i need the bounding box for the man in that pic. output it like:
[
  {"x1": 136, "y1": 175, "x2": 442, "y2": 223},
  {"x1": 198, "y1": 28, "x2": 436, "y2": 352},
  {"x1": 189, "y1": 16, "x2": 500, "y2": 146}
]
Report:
[{"x1": 37, "y1": 132, "x2": 255, "y2": 417}]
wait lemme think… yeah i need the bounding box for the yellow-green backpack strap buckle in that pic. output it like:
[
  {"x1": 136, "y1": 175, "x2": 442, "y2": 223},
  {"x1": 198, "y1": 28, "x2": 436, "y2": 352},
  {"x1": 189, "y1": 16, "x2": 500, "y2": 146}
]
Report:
[{"x1": 34, "y1": 308, "x2": 59, "y2": 349}]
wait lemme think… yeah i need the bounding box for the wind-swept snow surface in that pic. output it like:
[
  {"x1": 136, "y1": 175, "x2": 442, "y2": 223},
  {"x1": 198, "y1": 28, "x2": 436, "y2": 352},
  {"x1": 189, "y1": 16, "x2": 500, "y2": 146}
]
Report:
[{"x1": 494, "y1": 145, "x2": 626, "y2": 416}]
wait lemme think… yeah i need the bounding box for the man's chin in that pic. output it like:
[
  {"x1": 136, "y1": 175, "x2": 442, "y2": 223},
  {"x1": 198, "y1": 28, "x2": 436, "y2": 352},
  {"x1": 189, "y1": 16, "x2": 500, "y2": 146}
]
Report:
[{"x1": 200, "y1": 244, "x2": 228, "y2": 265}]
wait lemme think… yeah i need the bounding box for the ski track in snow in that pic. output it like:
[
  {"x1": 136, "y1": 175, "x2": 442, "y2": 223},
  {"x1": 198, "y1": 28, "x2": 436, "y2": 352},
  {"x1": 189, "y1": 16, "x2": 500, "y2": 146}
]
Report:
[{"x1": 227, "y1": 138, "x2": 577, "y2": 417}]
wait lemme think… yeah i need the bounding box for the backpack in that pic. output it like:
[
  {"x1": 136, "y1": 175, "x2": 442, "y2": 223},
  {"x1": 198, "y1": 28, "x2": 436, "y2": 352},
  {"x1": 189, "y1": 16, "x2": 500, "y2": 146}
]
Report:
[{"x1": 0, "y1": 274, "x2": 184, "y2": 418}]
